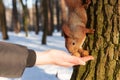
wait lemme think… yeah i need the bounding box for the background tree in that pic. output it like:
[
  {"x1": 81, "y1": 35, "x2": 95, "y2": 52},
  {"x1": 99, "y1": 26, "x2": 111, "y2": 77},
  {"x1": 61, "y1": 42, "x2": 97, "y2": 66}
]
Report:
[
  {"x1": 60, "y1": 0, "x2": 67, "y2": 36},
  {"x1": 20, "y1": 0, "x2": 29, "y2": 37},
  {"x1": 35, "y1": 0, "x2": 39, "y2": 35},
  {"x1": 55, "y1": 0, "x2": 61, "y2": 32},
  {"x1": 60, "y1": 0, "x2": 67, "y2": 24},
  {"x1": 0, "y1": 0, "x2": 9, "y2": 40},
  {"x1": 47, "y1": 0, "x2": 51, "y2": 36},
  {"x1": 47, "y1": 0, "x2": 54, "y2": 36},
  {"x1": 12, "y1": 0, "x2": 20, "y2": 33},
  {"x1": 41, "y1": 0, "x2": 48, "y2": 44},
  {"x1": 71, "y1": 0, "x2": 120, "y2": 80}
]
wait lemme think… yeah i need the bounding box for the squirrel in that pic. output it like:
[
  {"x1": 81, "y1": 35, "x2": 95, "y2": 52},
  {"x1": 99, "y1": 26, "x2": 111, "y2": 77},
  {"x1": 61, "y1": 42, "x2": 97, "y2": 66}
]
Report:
[{"x1": 62, "y1": 0, "x2": 94, "y2": 57}]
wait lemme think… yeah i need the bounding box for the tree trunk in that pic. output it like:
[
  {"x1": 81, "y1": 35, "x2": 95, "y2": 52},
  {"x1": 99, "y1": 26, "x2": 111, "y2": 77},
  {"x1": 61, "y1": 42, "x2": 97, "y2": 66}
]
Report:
[
  {"x1": 60, "y1": 0, "x2": 68, "y2": 36},
  {"x1": 47, "y1": 0, "x2": 54, "y2": 36},
  {"x1": 60, "y1": 0, "x2": 67, "y2": 24},
  {"x1": 47, "y1": 0, "x2": 51, "y2": 36},
  {"x1": 20, "y1": 0, "x2": 29, "y2": 37},
  {"x1": 0, "y1": 0, "x2": 9, "y2": 40},
  {"x1": 35, "y1": 0, "x2": 39, "y2": 35},
  {"x1": 42, "y1": 0, "x2": 48, "y2": 45},
  {"x1": 12, "y1": 0, "x2": 20, "y2": 33},
  {"x1": 56, "y1": 0, "x2": 61, "y2": 32},
  {"x1": 71, "y1": 0, "x2": 120, "y2": 80}
]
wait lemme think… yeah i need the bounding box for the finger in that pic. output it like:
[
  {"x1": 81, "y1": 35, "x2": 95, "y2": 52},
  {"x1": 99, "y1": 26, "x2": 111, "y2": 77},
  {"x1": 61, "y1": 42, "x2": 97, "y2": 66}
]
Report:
[
  {"x1": 58, "y1": 62, "x2": 77, "y2": 67},
  {"x1": 71, "y1": 57, "x2": 86, "y2": 65},
  {"x1": 81, "y1": 56, "x2": 94, "y2": 62},
  {"x1": 64, "y1": 55, "x2": 86, "y2": 65},
  {"x1": 60, "y1": 53, "x2": 87, "y2": 65}
]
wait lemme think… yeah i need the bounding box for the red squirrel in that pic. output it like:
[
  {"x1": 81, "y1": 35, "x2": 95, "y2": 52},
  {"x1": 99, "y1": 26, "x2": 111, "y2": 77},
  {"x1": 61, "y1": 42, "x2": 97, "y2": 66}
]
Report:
[{"x1": 62, "y1": 0, "x2": 94, "y2": 57}]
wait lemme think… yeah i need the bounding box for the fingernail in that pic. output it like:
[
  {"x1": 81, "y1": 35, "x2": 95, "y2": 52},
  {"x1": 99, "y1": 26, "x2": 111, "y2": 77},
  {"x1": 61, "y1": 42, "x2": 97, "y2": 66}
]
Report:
[
  {"x1": 89, "y1": 56, "x2": 94, "y2": 60},
  {"x1": 91, "y1": 56, "x2": 94, "y2": 60},
  {"x1": 82, "y1": 62, "x2": 86, "y2": 65}
]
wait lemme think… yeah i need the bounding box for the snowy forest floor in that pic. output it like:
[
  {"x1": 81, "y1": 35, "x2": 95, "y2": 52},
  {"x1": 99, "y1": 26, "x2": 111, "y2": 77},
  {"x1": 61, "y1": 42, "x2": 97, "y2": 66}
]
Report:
[{"x1": 0, "y1": 31, "x2": 73, "y2": 80}]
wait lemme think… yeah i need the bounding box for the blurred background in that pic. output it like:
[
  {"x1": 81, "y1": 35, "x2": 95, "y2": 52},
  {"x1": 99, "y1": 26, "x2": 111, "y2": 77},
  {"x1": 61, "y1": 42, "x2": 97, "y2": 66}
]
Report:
[{"x1": 0, "y1": 0, "x2": 67, "y2": 45}]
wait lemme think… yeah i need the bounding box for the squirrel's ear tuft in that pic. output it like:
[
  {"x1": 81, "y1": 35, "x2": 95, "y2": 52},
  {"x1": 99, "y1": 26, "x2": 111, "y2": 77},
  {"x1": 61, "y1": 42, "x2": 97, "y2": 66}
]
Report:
[{"x1": 62, "y1": 24, "x2": 72, "y2": 37}]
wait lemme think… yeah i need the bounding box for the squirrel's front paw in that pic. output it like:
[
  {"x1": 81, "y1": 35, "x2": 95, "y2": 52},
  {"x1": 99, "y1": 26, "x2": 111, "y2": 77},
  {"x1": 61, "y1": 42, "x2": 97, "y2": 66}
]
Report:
[
  {"x1": 89, "y1": 29, "x2": 95, "y2": 34},
  {"x1": 72, "y1": 52, "x2": 80, "y2": 57},
  {"x1": 78, "y1": 49, "x2": 89, "y2": 57}
]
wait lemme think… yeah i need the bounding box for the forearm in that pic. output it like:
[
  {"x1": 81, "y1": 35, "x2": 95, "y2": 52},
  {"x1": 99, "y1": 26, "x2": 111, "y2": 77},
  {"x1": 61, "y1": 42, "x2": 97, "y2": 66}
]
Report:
[{"x1": 35, "y1": 50, "x2": 52, "y2": 65}]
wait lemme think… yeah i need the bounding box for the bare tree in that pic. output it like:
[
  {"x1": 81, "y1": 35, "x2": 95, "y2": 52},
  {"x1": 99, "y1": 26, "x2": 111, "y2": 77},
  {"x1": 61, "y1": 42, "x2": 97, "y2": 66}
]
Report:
[
  {"x1": 60, "y1": 0, "x2": 68, "y2": 36},
  {"x1": 41, "y1": 0, "x2": 48, "y2": 44},
  {"x1": 47, "y1": 0, "x2": 54, "y2": 36},
  {"x1": 55, "y1": 0, "x2": 61, "y2": 32},
  {"x1": 35, "y1": 0, "x2": 39, "y2": 35},
  {"x1": 47, "y1": 0, "x2": 51, "y2": 35},
  {"x1": 20, "y1": 0, "x2": 29, "y2": 37},
  {"x1": 60, "y1": 0, "x2": 67, "y2": 24},
  {"x1": 12, "y1": 0, "x2": 20, "y2": 33},
  {"x1": 0, "y1": 0, "x2": 9, "y2": 40}
]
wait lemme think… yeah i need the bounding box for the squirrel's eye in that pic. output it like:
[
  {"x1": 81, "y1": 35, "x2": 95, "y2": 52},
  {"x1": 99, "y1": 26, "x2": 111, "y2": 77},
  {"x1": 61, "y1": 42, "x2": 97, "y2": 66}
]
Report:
[{"x1": 72, "y1": 42, "x2": 75, "y2": 45}]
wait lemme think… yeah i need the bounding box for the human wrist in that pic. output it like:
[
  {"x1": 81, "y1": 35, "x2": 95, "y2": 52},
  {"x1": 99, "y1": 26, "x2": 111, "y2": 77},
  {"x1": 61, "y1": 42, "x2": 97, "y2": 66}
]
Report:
[{"x1": 35, "y1": 50, "x2": 53, "y2": 65}]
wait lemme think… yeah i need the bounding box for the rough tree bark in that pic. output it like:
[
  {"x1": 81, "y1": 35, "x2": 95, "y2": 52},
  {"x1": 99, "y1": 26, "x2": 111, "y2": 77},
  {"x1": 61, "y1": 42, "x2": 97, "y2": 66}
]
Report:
[{"x1": 71, "y1": 0, "x2": 120, "y2": 80}]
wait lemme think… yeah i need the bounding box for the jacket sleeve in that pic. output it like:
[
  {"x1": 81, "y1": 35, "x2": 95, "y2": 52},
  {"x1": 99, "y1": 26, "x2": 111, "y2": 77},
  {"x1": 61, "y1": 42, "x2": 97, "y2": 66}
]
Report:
[{"x1": 0, "y1": 42, "x2": 36, "y2": 78}]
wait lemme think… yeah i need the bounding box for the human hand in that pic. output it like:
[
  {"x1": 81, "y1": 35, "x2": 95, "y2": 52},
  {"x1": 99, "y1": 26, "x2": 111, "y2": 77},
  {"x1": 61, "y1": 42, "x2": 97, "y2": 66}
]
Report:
[
  {"x1": 35, "y1": 49, "x2": 94, "y2": 67},
  {"x1": 48, "y1": 49, "x2": 94, "y2": 67}
]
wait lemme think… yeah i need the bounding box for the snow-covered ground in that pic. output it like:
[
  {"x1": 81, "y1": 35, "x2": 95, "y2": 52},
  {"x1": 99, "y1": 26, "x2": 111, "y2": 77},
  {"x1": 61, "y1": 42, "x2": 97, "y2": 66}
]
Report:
[{"x1": 0, "y1": 31, "x2": 73, "y2": 80}]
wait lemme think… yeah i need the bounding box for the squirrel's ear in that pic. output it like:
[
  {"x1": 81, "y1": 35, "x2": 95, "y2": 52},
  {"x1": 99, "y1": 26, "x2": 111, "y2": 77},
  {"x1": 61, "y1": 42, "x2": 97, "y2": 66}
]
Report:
[{"x1": 62, "y1": 24, "x2": 72, "y2": 37}]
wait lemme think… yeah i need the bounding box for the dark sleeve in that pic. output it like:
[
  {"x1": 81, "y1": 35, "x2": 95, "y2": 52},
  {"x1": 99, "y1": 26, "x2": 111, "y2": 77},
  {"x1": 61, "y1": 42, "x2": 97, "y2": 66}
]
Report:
[{"x1": 0, "y1": 42, "x2": 36, "y2": 78}]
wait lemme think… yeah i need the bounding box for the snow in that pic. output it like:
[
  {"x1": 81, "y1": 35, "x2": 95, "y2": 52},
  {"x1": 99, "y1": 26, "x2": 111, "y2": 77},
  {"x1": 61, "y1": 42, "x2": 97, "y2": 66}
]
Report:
[{"x1": 0, "y1": 31, "x2": 73, "y2": 80}]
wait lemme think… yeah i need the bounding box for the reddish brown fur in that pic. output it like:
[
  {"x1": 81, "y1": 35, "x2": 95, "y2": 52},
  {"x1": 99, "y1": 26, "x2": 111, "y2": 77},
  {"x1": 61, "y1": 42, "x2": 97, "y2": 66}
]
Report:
[
  {"x1": 64, "y1": 0, "x2": 82, "y2": 11},
  {"x1": 62, "y1": 0, "x2": 94, "y2": 57}
]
